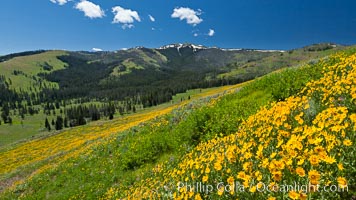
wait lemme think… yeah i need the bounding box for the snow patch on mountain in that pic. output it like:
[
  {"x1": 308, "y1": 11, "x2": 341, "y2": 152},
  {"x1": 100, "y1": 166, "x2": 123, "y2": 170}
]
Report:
[{"x1": 157, "y1": 44, "x2": 208, "y2": 53}]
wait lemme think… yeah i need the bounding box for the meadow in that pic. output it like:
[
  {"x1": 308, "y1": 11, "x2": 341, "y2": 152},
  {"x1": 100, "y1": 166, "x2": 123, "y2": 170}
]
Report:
[
  {"x1": 0, "y1": 48, "x2": 355, "y2": 199},
  {"x1": 0, "y1": 83, "x2": 243, "y2": 197},
  {"x1": 112, "y1": 49, "x2": 356, "y2": 200},
  {"x1": 0, "y1": 50, "x2": 67, "y2": 92},
  {"x1": 0, "y1": 86, "x2": 231, "y2": 147}
]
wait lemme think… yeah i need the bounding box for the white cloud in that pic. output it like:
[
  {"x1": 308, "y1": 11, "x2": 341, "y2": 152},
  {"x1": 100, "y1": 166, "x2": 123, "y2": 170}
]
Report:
[
  {"x1": 92, "y1": 48, "x2": 103, "y2": 52},
  {"x1": 193, "y1": 33, "x2": 198, "y2": 37},
  {"x1": 171, "y1": 7, "x2": 203, "y2": 26},
  {"x1": 122, "y1": 24, "x2": 135, "y2": 29},
  {"x1": 208, "y1": 29, "x2": 215, "y2": 36},
  {"x1": 112, "y1": 6, "x2": 141, "y2": 29},
  {"x1": 75, "y1": 0, "x2": 105, "y2": 19},
  {"x1": 50, "y1": 0, "x2": 69, "y2": 5},
  {"x1": 151, "y1": 27, "x2": 156, "y2": 31},
  {"x1": 148, "y1": 15, "x2": 155, "y2": 22}
]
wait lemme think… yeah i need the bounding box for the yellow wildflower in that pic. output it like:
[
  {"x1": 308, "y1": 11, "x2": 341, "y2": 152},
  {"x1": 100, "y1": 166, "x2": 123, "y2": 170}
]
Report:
[
  {"x1": 308, "y1": 170, "x2": 321, "y2": 185},
  {"x1": 296, "y1": 167, "x2": 305, "y2": 177},
  {"x1": 299, "y1": 192, "x2": 308, "y2": 200},
  {"x1": 214, "y1": 162, "x2": 222, "y2": 171},
  {"x1": 343, "y1": 139, "x2": 352, "y2": 146},
  {"x1": 309, "y1": 155, "x2": 319, "y2": 166},
  {"x1": 217, "y1": 186, "x2": 224, "y2": 196},
  {"x1": 227, "y1": 176, "x2": 234, "y2": 185},
  {"x1": 202, "y1": 175, "x2": 208, "y2": 183},
  {"x1": 288, "y1": 190, "x2": 299, "y2": 200},
  {"x1": 337, "y1": 163, "x2": 344, "y2": 171},
  {"x1": 205, "y1": 167, "x2": 211, "y2": 173},
  {"x1": 272, "y1": 171, "x2": 282, "y2": 182},
  {"x1": 337, "y1": 177, "x2": 347, "y2": 189},
  {"x1": 194, "y1": 193, "x2": 202, "y2": 200}
]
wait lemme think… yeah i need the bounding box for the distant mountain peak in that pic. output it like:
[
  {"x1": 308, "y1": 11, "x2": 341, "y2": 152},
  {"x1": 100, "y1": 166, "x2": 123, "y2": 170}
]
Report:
[{"x1": 157, "y1": 43, "x2": 208, "y2": 51}]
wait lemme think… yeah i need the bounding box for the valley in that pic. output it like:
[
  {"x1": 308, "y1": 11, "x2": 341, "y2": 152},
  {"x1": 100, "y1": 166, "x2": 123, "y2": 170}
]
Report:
[{"x1": 0, "y1": 43, "x2": 346, "y2": 146}]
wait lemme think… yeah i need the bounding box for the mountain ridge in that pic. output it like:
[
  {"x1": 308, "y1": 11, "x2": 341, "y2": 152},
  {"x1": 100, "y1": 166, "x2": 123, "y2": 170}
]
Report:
[
  {"x1": 0, "y1": 43, "x2": 349, "y2": 102},
  {"x1": 0, "y1": 42, "x2": 349, "y2": 141},
  {"x1": 1, "y1": 42, "x2": 343, "y2": 58}
]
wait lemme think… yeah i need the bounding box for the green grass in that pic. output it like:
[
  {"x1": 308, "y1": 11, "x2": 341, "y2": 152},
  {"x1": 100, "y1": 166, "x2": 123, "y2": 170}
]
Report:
[
  {"x1": 111, "y1": 59, "x2": 144, "y2": 76},
  {"x1": 0, "y1": 85, "x2": 234, "y2": 148},
  {"x1": 0, "y1": 50, "x2": 68, "y2": 91},
  {"x1": 136, "y1": 49, "x2": 165, "y2": 68},
  {"x1": 0, "y1": 114, "x2": 45, "y2": 147},
  {"x1": 218, "y1": 45, "x2": 349, "y2": 79},
  {"x1": 0, "y1": 83, "x2": 242, "y2": 196},
  {"x1": 0, "y1": 54, "x2": 328, "y2": 199}
]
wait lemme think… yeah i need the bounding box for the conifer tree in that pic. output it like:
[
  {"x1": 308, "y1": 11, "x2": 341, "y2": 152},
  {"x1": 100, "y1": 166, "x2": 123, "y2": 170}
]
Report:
[{"x1": 45, "y1": 118, "x2": 51, "y2": 131}]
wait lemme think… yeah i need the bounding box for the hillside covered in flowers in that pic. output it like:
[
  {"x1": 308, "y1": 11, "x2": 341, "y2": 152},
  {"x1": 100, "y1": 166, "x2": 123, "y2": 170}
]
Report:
[
  {"x1": 1, "y1": 49, "x2": 355, "y2": 200},
  {"x1": 111, "y1": 51, "x2": 356, "y2": 199}
]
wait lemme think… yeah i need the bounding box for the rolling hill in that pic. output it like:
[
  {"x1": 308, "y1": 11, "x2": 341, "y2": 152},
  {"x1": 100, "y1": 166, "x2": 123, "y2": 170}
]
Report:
[
  {"x1": 0, "y1": 43, "x2": 346, "y2": 100},
  {"x1": 0, "y1": 46, "x2": 354, "y2": 199},
  {"x1": 0, "y1": 43, "x2": 352, "y2": 147}
]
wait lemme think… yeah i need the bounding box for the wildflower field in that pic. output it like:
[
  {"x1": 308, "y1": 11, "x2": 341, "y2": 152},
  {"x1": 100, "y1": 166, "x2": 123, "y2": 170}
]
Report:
[
  {"x1": 1, "y1": 49, "x2": 355, "y2": 199},
  {"x1": 109, "y1": 50, "x2": 356, "y2": 199},
  {"x1": 0, "y1": 83, "x2": 243, "y2": 199}
]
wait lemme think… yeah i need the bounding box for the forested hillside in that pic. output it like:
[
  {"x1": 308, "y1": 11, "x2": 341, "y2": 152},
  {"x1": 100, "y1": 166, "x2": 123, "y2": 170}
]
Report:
[{"x1": 0, "y1": 43, "x2": 346, "y2": 146}]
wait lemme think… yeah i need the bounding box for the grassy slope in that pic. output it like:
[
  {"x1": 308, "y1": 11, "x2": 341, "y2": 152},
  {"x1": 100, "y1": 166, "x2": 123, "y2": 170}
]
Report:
[
  {"x1": 0, "y1": 50, "x2": 68, "y2": 146},
  {"x1": 0, "y1": 47, "x2": 344, "y2": 147},
  {"x1": 0, "y1": 46, "x2": 354, "y2": 199},
  {"x1": 0, "y1": 83, "x2": 243, "y2": 195},
  {"x1": 0, "y1": 112, "x2": 45, "y2": 146},
  {"x1": 116, "y1": 50, "x2": 356, "y2": 199},
  {"x1": 111, "y1": 59, "x2": 144, "y2": 76},
  {"x1": 219, "y1": 46, "x2": 347, "y2": 79},
  {"x1": 0, "y1": 47, "x2": 332, "y2": 199},
  {"x1": 0, "y1": 85, "x2": 239, "y2": 147},
  {"x1": 0, "y1": 50, "x2": 67, "y2": 91}
]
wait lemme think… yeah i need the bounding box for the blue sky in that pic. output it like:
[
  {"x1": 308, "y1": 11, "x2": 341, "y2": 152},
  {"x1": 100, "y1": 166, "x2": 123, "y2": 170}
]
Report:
[{"x1": 1, "y1": 0, "x2": 356, "y2": 55}]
